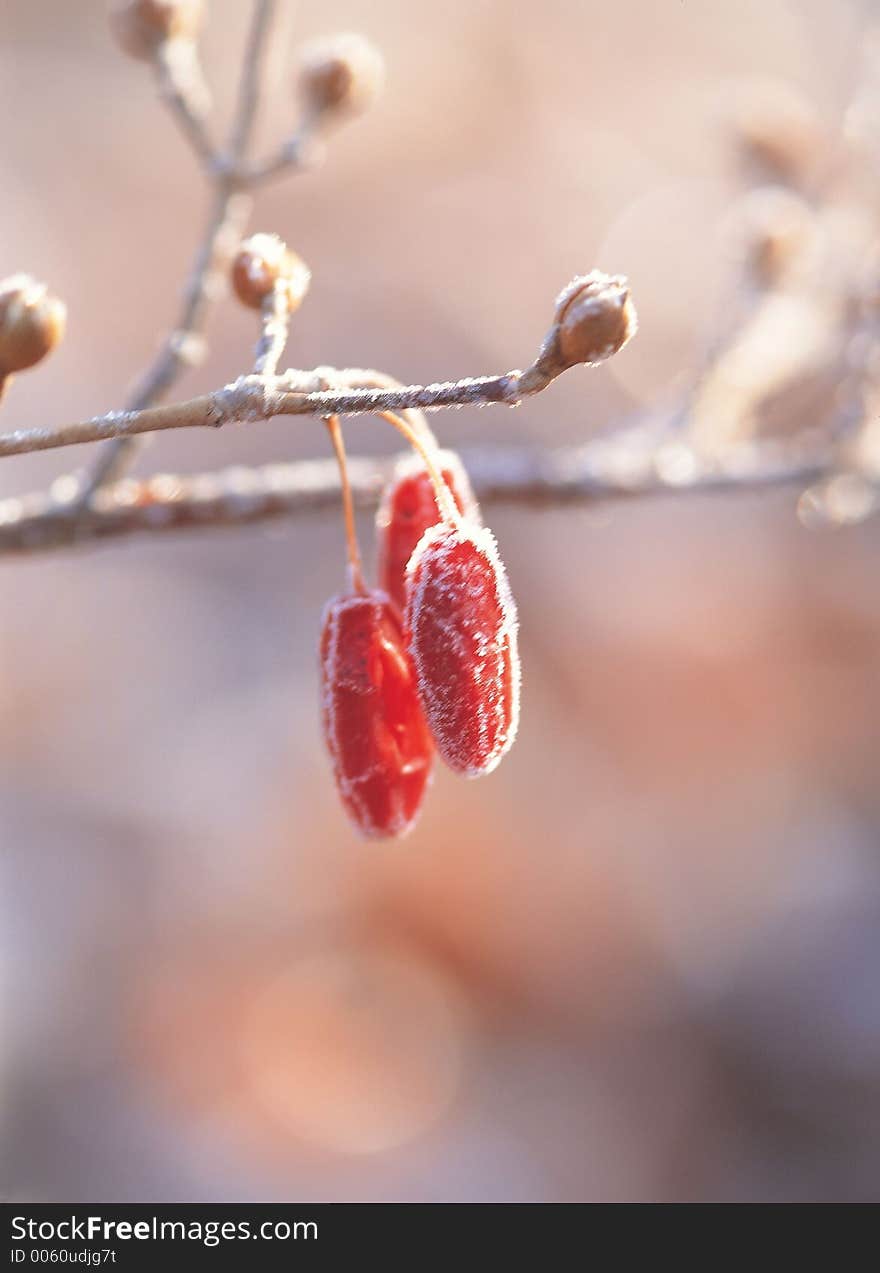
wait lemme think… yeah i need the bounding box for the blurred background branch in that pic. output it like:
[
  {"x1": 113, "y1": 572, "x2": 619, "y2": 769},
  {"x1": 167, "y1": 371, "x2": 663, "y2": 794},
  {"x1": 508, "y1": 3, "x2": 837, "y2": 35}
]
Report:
[{"x1": 0, "y1": 432, "x2": 849, "y2": 556}]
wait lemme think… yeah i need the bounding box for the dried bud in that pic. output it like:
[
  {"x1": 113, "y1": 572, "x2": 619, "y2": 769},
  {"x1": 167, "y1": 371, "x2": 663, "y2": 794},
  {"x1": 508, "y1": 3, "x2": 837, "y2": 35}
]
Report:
[
  {"x1": 231, "y1": 233, "x2": 311, "y2": 312},
  {"x1": 554, "y1": 272, "x2": 637, "y2": 368},
  {"x1": 109, "y1": 0, "x2": 204, "y2": 61},
  {"x1": 521, "y1": 272, "x2": 636, "y2": 391},
  {"x1": 733, "y1": 186, "x2": 816, "y2": 285},
  {"x1": 0, "y1": 275, "x2": 66, "y2": 376},
  {"x1": 727, "y1": 79, "x2": 824, "y2": 187},
  {"x1": 376, "y1": 449, "x2": 480, "y2": 614},
  {"x1": 297, "y1": 33, "x2": 384, "y2": 119}
]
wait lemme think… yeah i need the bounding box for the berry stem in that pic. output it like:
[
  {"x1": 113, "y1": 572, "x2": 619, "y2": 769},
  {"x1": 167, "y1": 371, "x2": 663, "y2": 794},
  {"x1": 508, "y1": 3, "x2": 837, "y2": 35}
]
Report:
[
  {"x1": 324, "y1": 413, "x2": 366, "y2": 593},
  {"x1": 377, "y1": 410, "x2": 461, "y2": 528}
]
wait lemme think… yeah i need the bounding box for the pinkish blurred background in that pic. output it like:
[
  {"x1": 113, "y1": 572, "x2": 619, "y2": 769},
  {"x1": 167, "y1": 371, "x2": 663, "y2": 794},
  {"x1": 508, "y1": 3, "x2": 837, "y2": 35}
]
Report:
[{"x1": 3, "y1": 0, "x2": 880, "y2": 1202}]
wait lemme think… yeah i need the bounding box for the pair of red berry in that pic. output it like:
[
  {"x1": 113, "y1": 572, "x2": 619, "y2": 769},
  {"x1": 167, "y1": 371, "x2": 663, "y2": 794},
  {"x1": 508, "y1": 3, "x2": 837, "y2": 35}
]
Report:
[{"x1": 320, "y1": 448, "x2": 520, "y2": 839}]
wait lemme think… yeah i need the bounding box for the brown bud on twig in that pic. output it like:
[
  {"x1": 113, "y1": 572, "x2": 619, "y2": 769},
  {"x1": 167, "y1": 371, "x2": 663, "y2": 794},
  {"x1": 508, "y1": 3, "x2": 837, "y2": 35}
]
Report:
[
  {"x1": 109, "y1": 0, "x2": 204, "y2": 61},
  {"x1": 296, "y1": 33, "x2": 384, "y2": 119},
  {"x1": 518, "y1": 271, "x2": 636, "y2": 393},
  {"x1": 0, "y1": 275, "x2": 66, "y2": 379},
  {"x1": 231, "y1": 233, "x2": 311, "y2": 313},
  {"x1": 554, "y1": 273, "x2": 637, "y2": 366}
]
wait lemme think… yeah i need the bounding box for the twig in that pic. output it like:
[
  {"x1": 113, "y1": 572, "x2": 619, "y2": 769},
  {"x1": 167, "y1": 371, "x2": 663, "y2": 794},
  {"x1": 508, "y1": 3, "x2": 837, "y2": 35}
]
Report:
[
  {"x1": 78, "y1": 0, "x2": 281, "y2": 499},
  {"x1": 252, "y1": 282, "x2": 292, "y2": 377},
  {"x1": 338, "y1": 368, "x2": 439, "y2": 448},
  {"x1": 0, "y1": 439, "x2": 846, "y2": 557},
  {"x1": 226, "y1": 0, "x2": 278, "y2": 164},
  {"x1": 0, "y1": 366, "x2": 554, "y2": 460},
  {"x1": 76, "y1": 187, "x2": 252, "y2": 495},
  {"x1": 242, "y1": 125, "x2": 326, "y2": 184},
  {"x1": 153, "y1": 37, "x2": 217, "y2": 172}
]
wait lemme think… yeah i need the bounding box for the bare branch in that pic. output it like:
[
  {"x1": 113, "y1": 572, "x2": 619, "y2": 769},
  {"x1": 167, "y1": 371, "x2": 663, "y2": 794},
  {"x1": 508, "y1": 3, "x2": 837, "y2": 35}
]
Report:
[
  {"x1": 79, "y1": 0, "x2": 282, "y2": 498},
  {"x1": 0, "y1": 356, "x2": 577, "y2": 461},
  {"x1": 0, "y1": 438, "x2": 845, "y2": 557},
  {"x1": 76, "y1": 187, "x2": 252, "y2": 495},
  {"x1": 242, "y1": 125, "x2": 327, "y2": 185},
  {"x1": 153, "y1": 37, "x2": 217, "y2": 172},
  {"x1": 227, "y1": 0, "x2": 279, "y2": 163}
]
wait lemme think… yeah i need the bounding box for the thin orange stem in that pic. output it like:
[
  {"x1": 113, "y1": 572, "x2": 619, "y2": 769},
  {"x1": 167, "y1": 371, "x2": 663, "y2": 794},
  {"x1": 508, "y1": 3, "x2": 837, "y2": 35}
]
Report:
[
  {"x1": 377, "y1": 410, "x2": 461, "y2": 528},
  {"x1": 324, "y1": 414, "x2": 366, "y2": 593}
]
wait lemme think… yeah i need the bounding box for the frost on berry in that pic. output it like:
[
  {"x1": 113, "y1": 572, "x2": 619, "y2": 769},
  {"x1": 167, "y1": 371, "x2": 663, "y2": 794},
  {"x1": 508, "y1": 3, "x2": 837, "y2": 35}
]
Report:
[
  {"x1": 405, "y1": 523, "x2": 520, "y2": 778},
  {"x1": 320, "y1": 591, "x2": 434, "y2": 839},
  {"x1": 376, "y1": 449, "x2": 480, "y2": 614}
]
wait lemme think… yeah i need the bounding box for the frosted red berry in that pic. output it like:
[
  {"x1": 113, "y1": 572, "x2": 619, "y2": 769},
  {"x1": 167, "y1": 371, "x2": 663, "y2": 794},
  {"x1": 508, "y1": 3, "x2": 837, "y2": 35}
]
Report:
[
  {"x1": 405, "y1": 523, "x2": 520, "y2": 777},
  {"x1": 376, "y1": 449, "x2": 480, "y2": 614},
  {"x1": 320, "y1": 590, "x2": 434, "y2": 838}
]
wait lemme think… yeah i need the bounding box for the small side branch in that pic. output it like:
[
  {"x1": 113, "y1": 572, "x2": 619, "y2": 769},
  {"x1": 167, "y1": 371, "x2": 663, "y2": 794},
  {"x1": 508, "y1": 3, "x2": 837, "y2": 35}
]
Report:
[
  {"x1": 153, "y1": 38, "x2": 217, "y2": 172},
  {"x1": 252, "y1": 283, "x2": 292, "y2": 377},
  {"x1": 226, "y1": 0, "x2": 279, "y2": 163},
  {"x1": 76, "y1": 187, "x2": 252, "y2": 496},
  {"x1": 241, "y1": 126, "x2": 326, "y2": 184}
]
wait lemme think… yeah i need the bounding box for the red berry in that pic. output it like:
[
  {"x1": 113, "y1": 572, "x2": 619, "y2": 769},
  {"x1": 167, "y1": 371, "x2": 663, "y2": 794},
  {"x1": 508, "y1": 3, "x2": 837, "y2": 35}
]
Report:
[
  {"x1": 405, "y1": 523, "x2": 520, "y2": 777},
  {"x1": 320, "y1": 591, "x2": 434, "y2": 838},
  {"x1": 376, "y1": 449, "x2": 479, "y2": 614}
]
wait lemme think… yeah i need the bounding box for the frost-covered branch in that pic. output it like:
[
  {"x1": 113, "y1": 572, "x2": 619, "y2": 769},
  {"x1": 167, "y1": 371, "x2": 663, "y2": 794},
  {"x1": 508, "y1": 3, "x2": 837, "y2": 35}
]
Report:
[
  {"x1": 152, "y1": 36, "x2": 217, "y2": 171},
  {"x1": 82, "y1": 1, "x2": 282, "y2": 497},
  {"x1": 81, "y1": 0, "x2": 336, "y2": 497},
  {"x1": 0, "y1": 435, "x2": 852, "y2": 557},
  {"x1": 226, "y1": 0, "x2": 278, "y2": 162},
  {"x1": 0, "y1": 265, "x2": 637, "y2": 461},
  {"x1": 0, "y1": 346, "x2": 622, "y2": 464},
  {"x1": 3, "y1": 4, "x2": 874, "y2": 568}
]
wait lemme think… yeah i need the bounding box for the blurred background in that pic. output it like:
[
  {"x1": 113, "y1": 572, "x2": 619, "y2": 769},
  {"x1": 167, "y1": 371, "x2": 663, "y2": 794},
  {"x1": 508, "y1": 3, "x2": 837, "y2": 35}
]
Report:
[{"x1": 3, "y1": 0, "x2": 880, "y2": 1203}]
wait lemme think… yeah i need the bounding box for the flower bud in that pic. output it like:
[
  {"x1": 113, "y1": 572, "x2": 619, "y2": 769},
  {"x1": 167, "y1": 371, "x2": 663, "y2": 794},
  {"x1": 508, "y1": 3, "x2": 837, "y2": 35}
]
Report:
[
  {"x1": 297, "y1": 33, "x2": 384, "y2": 119},
  {"x1": 231, "y1": 233, "x2": 311, "y2": 312},
  {"x1": 554, "y1": 272, "x2": 637, "y2": 368},
  {"x1": 109, "y1": 0, "x2": 204, "y2": 61},
  {"x1": 0, "y1": 275, "x2": 66, "y2": 375},
  {"x1": 518, "y1": 272, "x2": 637, "y2": 394}
]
